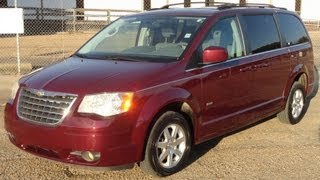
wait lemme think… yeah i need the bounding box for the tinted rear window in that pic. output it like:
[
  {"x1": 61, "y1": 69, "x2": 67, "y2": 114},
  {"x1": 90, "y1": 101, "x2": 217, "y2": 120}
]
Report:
[
  {"x1": 277, "y1": 13, "x2": 309, "y2": 46},
  {"x1": 242, "y1": 15, "x2": 281, "y2": 54}
]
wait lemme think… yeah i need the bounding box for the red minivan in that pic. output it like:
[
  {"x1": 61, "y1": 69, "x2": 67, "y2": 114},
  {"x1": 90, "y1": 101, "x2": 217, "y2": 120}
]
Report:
[{"x1": 4, "y1": 3, "x2": 318, "y2": 176}]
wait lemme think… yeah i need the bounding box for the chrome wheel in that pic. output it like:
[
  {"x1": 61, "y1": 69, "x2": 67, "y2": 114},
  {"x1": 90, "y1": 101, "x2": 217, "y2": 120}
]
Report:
[
  {"x1": 291, "y1": 89, "x2": 304, "y2": 119},
  {"x1": 156, "y1": 124, "x2": 186, "y2": 169}
]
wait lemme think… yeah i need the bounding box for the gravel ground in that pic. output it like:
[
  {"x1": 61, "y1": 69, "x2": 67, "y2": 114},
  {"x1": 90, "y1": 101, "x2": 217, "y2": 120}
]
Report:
[{"x1": 0, "y1": 75, "x2": 319, "y2": 179}]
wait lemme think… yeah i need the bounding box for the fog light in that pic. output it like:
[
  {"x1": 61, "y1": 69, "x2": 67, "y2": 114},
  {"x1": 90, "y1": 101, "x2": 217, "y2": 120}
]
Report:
[{"x1": 70, "y1": 151, "x2": 101, "y2": 162}]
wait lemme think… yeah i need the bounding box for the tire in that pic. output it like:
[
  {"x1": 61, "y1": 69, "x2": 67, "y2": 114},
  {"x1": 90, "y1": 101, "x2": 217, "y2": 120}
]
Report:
[
  {"x1": 140, "y1": 111, "x2": 191, "y2": 176},
  {"x1": 277, "y1": 82, "x2": 308, "y2": 125}
]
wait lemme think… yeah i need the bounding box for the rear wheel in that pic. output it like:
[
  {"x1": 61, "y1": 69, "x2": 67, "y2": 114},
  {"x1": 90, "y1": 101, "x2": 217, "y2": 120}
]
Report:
[
  {"x1": 277, "y1": 82, "x2": 308, "y2": 124},
  {"x1": 140, "y1": 111, "x2": 191, "y2": 176}
]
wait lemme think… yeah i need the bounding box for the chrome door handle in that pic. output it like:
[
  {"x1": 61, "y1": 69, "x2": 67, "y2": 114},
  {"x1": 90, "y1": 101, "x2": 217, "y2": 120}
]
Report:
[
  {"x1": 218, "y1": 73, "x2": 228, "y2": 79},
  {"x1": 240, "y1": 66, "x2": 252, "y2": 72}
]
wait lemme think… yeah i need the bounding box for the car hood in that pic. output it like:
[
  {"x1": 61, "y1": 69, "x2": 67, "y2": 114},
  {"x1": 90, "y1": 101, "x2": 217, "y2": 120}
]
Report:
[{"x1": 20, "y1": 57, "x2": 170, "y2": 95}]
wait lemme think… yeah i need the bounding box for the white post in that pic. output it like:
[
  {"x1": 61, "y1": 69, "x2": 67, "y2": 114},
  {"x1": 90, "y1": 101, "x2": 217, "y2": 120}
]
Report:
[
  {"x1": 73, "y1": 9, "x2": 76, "y2": 32},
  {"x1": 14, "y1": 0, "x2": 21, "y2": 75}
]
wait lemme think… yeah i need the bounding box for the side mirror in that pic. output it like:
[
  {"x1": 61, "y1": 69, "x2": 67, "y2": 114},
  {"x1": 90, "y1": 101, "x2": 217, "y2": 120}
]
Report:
[{"x1": 202, "y1": 46, "x2": 228, "y2": 64}]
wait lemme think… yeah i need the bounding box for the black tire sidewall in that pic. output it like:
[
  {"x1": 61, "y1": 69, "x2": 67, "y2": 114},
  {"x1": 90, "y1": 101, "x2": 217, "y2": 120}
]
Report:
[{"x1": 148, "y1": 112, "x2": 191, "y2": 176}]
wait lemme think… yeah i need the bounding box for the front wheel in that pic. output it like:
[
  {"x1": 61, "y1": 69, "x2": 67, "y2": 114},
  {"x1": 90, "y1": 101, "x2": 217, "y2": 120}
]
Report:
[
  {"x1": 277, "y1": 82, "x2": 308, "y2": 124},
  {"x1": 140, "y1": 111, "x2": 191, "y2": 176}
]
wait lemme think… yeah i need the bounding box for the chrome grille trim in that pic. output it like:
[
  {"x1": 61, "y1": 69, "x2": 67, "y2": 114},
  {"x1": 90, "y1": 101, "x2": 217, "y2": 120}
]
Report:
[{"x1": 17, "y1": 88, "x2": 77, "y2": 126}]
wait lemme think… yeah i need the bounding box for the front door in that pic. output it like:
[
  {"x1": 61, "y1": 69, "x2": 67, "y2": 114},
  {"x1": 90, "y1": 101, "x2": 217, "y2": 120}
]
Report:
[{"x1": 195, "y1": 16, "x2": 255, "y2": 140}]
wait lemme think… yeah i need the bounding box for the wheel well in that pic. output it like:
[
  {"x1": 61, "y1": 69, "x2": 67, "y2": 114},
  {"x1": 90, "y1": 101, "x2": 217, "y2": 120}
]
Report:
[
  {"x1": 151, "y1": 102, "x2": 195, "y2": 142},
  {"x1": 140, "y1": 101, "x2": 195, "y2": 162},
  {"x1": 294, "y1": 73, "x2": 307, "y2": 91}
]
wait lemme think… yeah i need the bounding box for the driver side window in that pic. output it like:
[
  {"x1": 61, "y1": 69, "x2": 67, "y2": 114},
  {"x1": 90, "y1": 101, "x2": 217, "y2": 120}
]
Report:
[{"x1": 201, "y1": 17, "x2": 244, "y2": 60}]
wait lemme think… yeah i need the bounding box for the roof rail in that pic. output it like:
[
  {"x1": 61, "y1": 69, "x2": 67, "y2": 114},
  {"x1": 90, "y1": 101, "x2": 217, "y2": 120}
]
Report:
[
  {"x1": 160, "y1": 2, "x2": 235, "y2": 9},
  {"x1": 218, "y1": 3, "x2": 287, "y2": 10},
  {"x1": 157, "y1": 1, "x2": 286, "y2": 10},
  {"x1": 218, "y1": 3, "x2": 274, "y2": 10}
]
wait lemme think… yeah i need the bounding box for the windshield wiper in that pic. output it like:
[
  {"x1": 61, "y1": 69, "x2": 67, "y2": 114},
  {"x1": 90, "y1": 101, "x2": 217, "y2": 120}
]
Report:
[
  {"x1": 104, "y1": 56, "x2": 141, "y2": 62},
  {"x1": 73, "y1": 53, "x2": 90, "y2": 59},
  {"x1": 74, "y1": 53, "x2": 142, "y2": 62}
]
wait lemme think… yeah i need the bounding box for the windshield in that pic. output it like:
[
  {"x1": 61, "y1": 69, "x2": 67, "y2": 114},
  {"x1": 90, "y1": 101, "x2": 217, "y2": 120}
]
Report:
[{"x1": 76, "y1": 16, "x2": 206, "y2": 62}]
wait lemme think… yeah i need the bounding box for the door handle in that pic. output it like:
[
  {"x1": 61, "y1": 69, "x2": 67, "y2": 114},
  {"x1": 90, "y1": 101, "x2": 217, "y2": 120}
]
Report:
[
  {"x1": 253, "y1": 63, "x2": 270, "y2": 70},
  {"x1": 218, "y1": 73, "x2": 228, "y2": 79},
  {"x1": 263, "y1": 63, "x2": 270, "y2": 67},
  {"x1": 240, "y1": 66, "x2": 252, "y2": 72}
]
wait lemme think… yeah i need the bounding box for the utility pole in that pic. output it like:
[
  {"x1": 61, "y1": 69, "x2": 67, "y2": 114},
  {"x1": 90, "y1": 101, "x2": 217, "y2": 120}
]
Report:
[
  {"x1": 184, "y1": 0, "x2": 191, "y2": 7},
  {"x1": 205, "y1": 0, "x2": 215, "y2": 6},
  {"x1": 76, "y1": 0, "x2": 84, "y2": 20},
  {"x1": 144, "y1": 0, "x2": 151, "y2": 10},
  {"x1": 0, "y1": 0, "x2": 7, "y2": 7},
  {"x1": 240, "y1": 0, "x2": 246, "y2": 6},
  {"x1": 295, "y1": 0, "x2": 301, "y2": 15},
  {"x1": 205, "y1": 0, "x2": 209, "y2": 7},
  {"x1": 40, "y1": 0, "x2": 44, "y2": 19}
]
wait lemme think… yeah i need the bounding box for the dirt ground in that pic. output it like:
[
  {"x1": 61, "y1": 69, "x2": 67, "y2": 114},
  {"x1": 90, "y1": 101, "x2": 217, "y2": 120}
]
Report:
[{"x1": 0, "y1": 75, "x2": 319, "y2": 179}]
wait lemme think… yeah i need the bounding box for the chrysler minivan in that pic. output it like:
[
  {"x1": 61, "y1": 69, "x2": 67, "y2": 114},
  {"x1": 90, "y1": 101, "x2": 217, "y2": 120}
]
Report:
[{"x1": 4, "y1": 2, "x2": 318, "y2": 176}]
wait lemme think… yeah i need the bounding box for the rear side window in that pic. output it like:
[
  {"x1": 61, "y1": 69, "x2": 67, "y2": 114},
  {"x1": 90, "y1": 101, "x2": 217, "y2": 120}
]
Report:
[
  {"x1": 242, "y1": 15, "x2": 281, "y2": 54},
  {"x1": 277, "y1": 13, "x2": 309, "y2": 46}
]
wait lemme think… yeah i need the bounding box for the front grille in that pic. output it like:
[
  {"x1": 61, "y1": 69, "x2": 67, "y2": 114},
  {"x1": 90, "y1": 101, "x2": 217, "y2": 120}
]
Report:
[{"x1": 17, "y1": 88, "x2": 77, "y2": 126}]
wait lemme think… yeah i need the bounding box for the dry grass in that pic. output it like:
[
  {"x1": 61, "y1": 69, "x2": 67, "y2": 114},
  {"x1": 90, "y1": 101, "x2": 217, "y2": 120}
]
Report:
[
  {"x1": 0, "y1": 30, "x2": 319, "y2": 72},
  {"x1": 0, "y1": 32, "x2": 95, "y2": 67}
]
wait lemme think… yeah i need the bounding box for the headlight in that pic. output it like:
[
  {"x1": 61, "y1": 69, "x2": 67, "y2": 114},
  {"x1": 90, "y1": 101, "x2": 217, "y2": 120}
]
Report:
[
  {"x1": 10, "y1": 81, "x2": 19, "y2": 100},
  {"x1": 78, "y1": 92, "x2": 133, "y2": 117}
]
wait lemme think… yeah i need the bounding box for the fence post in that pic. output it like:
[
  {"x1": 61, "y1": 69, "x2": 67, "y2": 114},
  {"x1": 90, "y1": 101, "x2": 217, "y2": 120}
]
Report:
[
  {"x1": 14, "y1": 0, "x2": 21, "y2": 74},
  {"x1": 73, "y1": 9, "x2": 76, "y2": 32},
  {"x1": 107, "y1": 10, "x2": 111, "y2": 24}
]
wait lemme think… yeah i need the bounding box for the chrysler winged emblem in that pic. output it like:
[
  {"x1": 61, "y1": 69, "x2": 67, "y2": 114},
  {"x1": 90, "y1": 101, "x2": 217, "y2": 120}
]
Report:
[{"x1": 35, "y1": 90, "x2": 45, "y2": 97}]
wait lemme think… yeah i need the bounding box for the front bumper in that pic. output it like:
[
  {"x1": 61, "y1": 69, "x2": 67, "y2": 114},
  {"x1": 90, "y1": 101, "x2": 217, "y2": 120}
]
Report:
[{"x1": 4, "y1": 102, "x2": 139, "y2": 167}]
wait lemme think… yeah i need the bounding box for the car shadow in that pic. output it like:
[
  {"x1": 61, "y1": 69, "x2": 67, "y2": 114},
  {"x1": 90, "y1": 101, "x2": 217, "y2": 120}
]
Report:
[
  {"x1": 184, "y1": 114, "x2": 278, "y2": 169},
  {"x1": 187, "y1": 137, "x2": 223, "y2": 165},
  {"x1": 187, "y1": 80, "x2": 320, "y2": 166}
]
